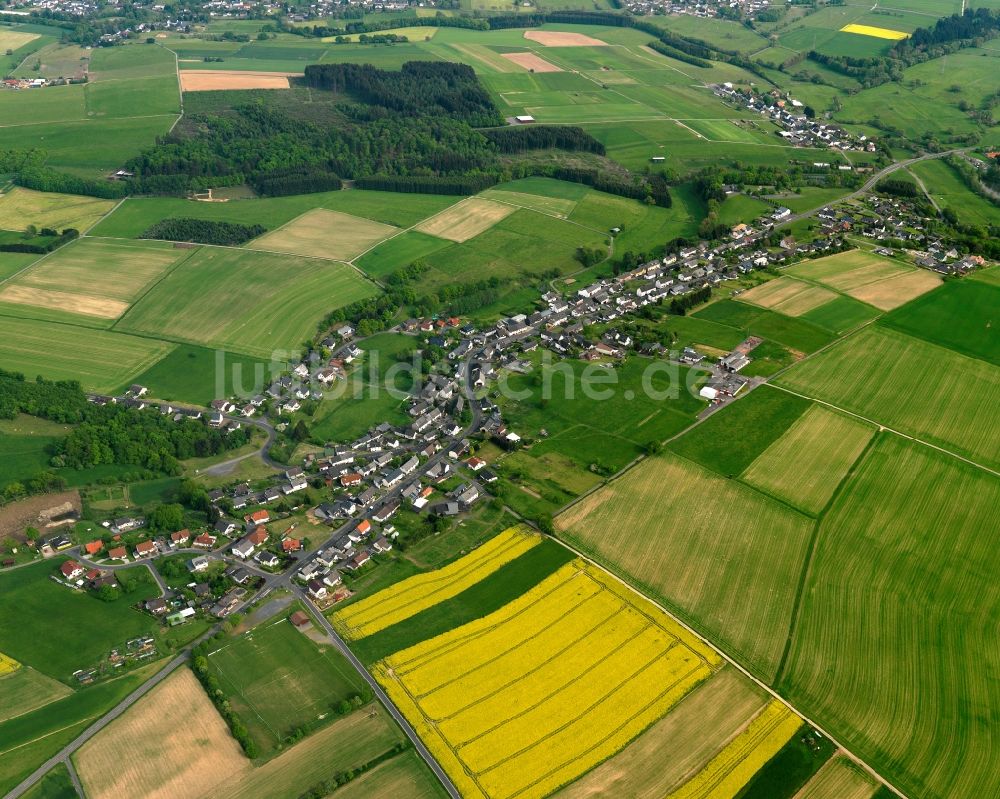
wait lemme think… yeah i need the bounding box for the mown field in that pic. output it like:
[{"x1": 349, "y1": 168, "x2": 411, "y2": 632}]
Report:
[
  {"x1": 248, "y1": 207, "x2": 399, "y2": 260},
  {"x1": 782, "y1": 434, "x2": 1000, "y2": 799},
  {"x1": 555, "y1": 667, "x2": 769, "y2": 799},
  {"x1": 774, "y1": 325, "x2": 1000, "y2": 470},
  {"x1": 376, "y1": 558, "x2": 725, "y2": 799},
  {"x1": 557, "y1": 451, "x2": 814, "y2": 681},
  {"x1": 205, "y1": 614, "x2": 365, "y2": 756},
  {"x1": 115, "y1": 246, "x2": 378, "y2": 358},
  {"x1": 0, "y1": 238, "x2": 190, "y2": 323},
  {"x1": 76, "y1": 667, "x2": 249, "y2": 799}
]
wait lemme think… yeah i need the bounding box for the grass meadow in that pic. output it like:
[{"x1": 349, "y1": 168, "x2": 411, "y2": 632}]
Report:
[
  {"x1": 0, "y1": 316, "x2": 174, "y2": 393},
  {"x1": 782, "y1": 434, "x2": 1000, "y2": 799},
  {"x1": 880, "y1": 280, "x2": 1000, "y2": 366},
  {"x1": 0, "y1": 560, "x2": 161, "y2": 681},
  {"x1": 206, "y1": 615, "x2": 365, "y2": 756},
  {"x1": 115, "y1": 246, "x2": 378, "y2": 357},
  {"x1": 693, "y1": 299, "x2": 834, "y2": 354},
  {"x1": 557, "y1": 452, "x2": 814, "y2": 681},
  {"x1": 774, "y1": 326, "x2": 1000, "y2": 470},
  {"x1": 0, "y1": 188, "x2": 115, "y2": 233}
]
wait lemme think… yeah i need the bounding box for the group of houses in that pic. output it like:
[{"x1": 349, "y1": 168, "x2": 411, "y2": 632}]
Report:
[
  {"x1": 621, "y1": 0, "x2": 770, "y2": 18},
  {"x1": 713, "y1": 83, "x2": 878, "y2": 154}
]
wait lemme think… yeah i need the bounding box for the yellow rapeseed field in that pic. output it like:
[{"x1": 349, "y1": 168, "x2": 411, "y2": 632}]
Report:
[
  {"x1": 0, "y1": 652, "x2": 20, "y2": 676},
  {"x1": 333, "y1": 526, "x2": 539, "y2": 639},
  {"x1": 375, "y1": 559, "x2": 724, "y2": 799},
  {"x1": 664, "y1": 700, "x2": 802, "y2": 799},
  {"x1": 840, "y1": 23, "x2": 908, "y2": 41}
]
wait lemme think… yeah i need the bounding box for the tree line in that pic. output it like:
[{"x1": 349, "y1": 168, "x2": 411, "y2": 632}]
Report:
[
  {"x1": 0, "y1": 228, "x2": 78, "y2": 254},
  {"x1": 140, "y1": 218, "x2": 267, "y2": 245}
]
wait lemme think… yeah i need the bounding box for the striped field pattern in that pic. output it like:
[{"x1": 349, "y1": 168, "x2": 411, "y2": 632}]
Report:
[
  {"x1": 333, "y1": 526, "x2": 539, "y2": 639},
  {"x1": 376, "y1": 560, "x2": 723, "y2": 799}
]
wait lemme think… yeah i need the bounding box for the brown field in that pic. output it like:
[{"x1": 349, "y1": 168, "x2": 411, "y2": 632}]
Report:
[
  {"x1": 501, "y1": 52, "x2": 562, "y2": 72},
  {"x1": 414, "y1": 198, "x2": 515, "y2": 242},
  {"x1": 179, "y1": 70, "x2": 297, "y2": 92},
  {"x1": 554, "y1": 667, "x2": 768, "y2": 799},
  {"x1": 786, "y1": 250, "x2": 908, "y2": 289},
  {"x1": 0, "y1": 31, "x2": 39, "y2": 52},
  {"x1": 523, "y1": 30, "x2": 607, "y2": 46},
  {"x1": 0, "y1": 490, "x2": 81, "y2": 540},
  {"x1": 739, "y1": 277, "x2": 838, "y2": 317},
  {"x1": 0, "y1": 285, "x2": 129, "y2": 319},
  {"x1": 209, "y1": 704, "x2": 406, "y2": 799},
  {"x1": 793, "y1": 756, "x2": 879, "y2": 799},
  {"x1": 76, "y1": 668, "x2": 250, "y2": 799},
  {"x1": 848, "y1": 270, "x2": 941, "y2": 311},
  {"x1": 249, "y1": 207, "x2": 398, "y2": 260}
]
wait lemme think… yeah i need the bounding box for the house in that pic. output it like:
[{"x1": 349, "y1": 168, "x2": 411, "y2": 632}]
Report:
[
  {"x1": 214, "y1": 519, "x2": 236, "y2": 536},
  {"x1": 340, "y1": 473, "x2": 362, "y2": 488},
  {"x1": 282, "y1": 537, "x2": 302, "y2": 553},
  {"x1": 290, "y1": 610, "x2": 311, "y2": 629},
  {"x1": 373, "y1": 502, "x2": 400, "y2": 523},
  {"x1": 170, "y1": 529, "x2": 190, "y2": 546},
  {"x1": 323, "y1": 570, "x2": 342, "y2": 587},
  {"x1": 373, "y1": 536, "x2": 393, "y2": 553},
  {"x1": 145, "y1": 598, "x2": 168, "y2": 615},
  {"x1": 256, "y1": 550, "x2": 280, "y2": 568},
  {"x1": 245, "y1": 510, "x2": 269, "y2": 527},
  {"x1": 112, "y1": 517, "x2": 142, "y2": 534},
  {"x1": 247, "y1": 527, "x2": 268, "y2": 547},
  {"x1": 189, "y1": 555, "x2": 210, "y2": 573},
  {"x1": 194, "y1": 533, "x2": 216, "y2": 549},
  {"x1": 466, "y1": 456, "x2": 486, "y2": 472},
  {"x1": 108, "y1": 546, "x2": 128, "y2": 562},
  {"x1": 84, "y1": 540, "x2": 103, "y2": 557},
  {"x1": 231, "y1": 539, "x2": 255, "y2": 559},
  {"x1": 347, "y1": 551, "x2": 372, "y2": 571},
  {"x1": 307, "y1": 579, "x2": 327, "y2": 599},
  {"x1": 772, "y1": 207, "x2": 792, "y2": 220},
  {"x1": 134, "y1": 540, "x2": 157, "y2": 559},
  {"x1": 60, "y1": 561, "x2": 85, "y2": 581},
  {"x1": 355, "y1": 519, "x2": 372, "y2": 537},
  {"x1": 226, "y1": 565, "x2": 251, "y2": 585}
]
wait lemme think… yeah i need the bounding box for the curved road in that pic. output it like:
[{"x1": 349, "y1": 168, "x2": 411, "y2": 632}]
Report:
[{"x1": 778, "y1": 146, "x2": 972, "y2": 226}]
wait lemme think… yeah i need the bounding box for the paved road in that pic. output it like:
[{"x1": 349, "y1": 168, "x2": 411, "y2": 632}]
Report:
[
  {"x1": 779, "y1": 146, "x2": 972, "y2": 226},
  {"x1": 296, "y1": 587, "x2": 462, "y2": 799},
  {"x1": 3, "y1": 654, "x2": 188, "y2": 799}
]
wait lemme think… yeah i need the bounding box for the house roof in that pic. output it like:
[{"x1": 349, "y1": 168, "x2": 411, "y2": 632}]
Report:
[{"x1": 84, "y1": 540, "x2": 103, "y2": 555}]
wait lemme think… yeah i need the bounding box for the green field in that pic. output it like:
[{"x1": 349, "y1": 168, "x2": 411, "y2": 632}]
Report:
[
  {"x1": 668, "y1": 384, "x2": 811, "y2": 473},
  {"x1": 206, "y1": 613, "x2": 366, "y2": 755},
  {"x1": 0, "y1": 316, "x2": 174, "y2": 393},
  {"x1": 740, "y1": 404, "x2": 875, "y2": 515},
  {"x1": 121, "y1": 343, "x2": 280, "y2": 406},
  {"x1": 557, "y1": 451, "x2": 814, "y2": 681},
  {"x1": 911, "y1": 159, "x2": 1000, "y2": 227},
  {"x1": 0, "y1": 415, "x2": 69, "y2": 487},
  {"x1": 116, "y1": 247, "x2": 378, "y2": 358},
  {"x1": 693, "y1": 299, "x2": 835, "y2": 354},
  {"x1": 0, "y1": 560, "x2": 161, "y2": 681},
  {"x1": 781, "y1": 434, "x2": 1000, "y2": 799},
  {"x1": 89, "y1": 190, "x2": 458, "y2": 239},
  {"x1": 0, "y1": 666, "x2": 73, "y2": 724},
  {"x1": 775, "y1": 325, "x2": 1000, "y2": 470},
  {"x1": 880, "y1": 280, "x2": 1000, "y2": 366},
  {"x1": 21, "y1": 764, "x2": 76, "y2": 799}
]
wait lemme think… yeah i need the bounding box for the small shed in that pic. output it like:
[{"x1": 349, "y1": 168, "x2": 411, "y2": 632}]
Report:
[{"x1": 290, "y1": 610, "x2": 312, "y2": 629}]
